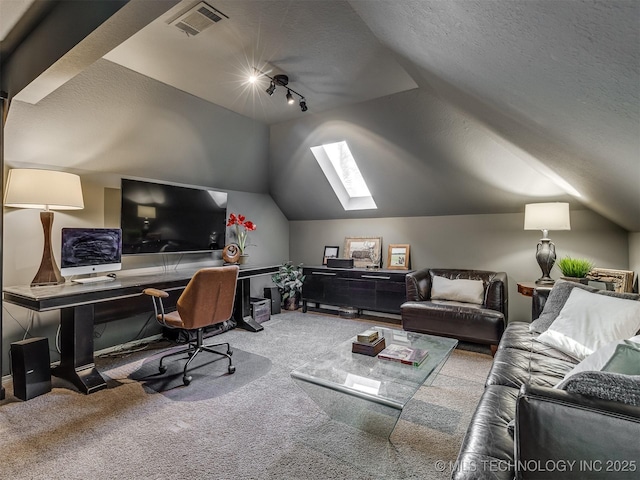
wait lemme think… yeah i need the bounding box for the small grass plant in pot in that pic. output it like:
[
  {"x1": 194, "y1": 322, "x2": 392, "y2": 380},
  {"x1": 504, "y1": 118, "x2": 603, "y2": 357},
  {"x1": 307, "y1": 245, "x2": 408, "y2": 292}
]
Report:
[
  {"x1": 272, "y1": 261, "x2": 305, "y2": 310},
  {"x1": 557, "y1": 256, "x2": 594, "y2": 283}
]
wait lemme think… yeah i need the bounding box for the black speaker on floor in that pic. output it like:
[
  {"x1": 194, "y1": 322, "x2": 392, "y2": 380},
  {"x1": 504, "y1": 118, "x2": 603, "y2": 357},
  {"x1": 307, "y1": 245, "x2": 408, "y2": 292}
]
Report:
[
  {"x1": 263, "y1": 287, "x2": 281, "y2": 315},
  {"x1": 11, "y1": 337, "x2": 51, "y2": 401}
]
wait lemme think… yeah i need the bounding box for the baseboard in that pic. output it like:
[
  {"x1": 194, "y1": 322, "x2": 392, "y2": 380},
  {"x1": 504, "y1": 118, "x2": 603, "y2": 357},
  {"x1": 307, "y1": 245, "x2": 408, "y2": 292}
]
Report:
[
  {"x1": 1, "y1": 333, "x2": 164, "y2": 386},
  {"x1": 94, "y1": 334, "x2": 164, "y2": 357}
]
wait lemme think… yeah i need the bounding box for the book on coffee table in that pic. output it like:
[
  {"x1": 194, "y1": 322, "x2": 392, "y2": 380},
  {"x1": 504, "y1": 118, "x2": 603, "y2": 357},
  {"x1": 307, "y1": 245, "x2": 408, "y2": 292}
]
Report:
[
  {"x1": 352, "y1": 336, "x2": 386, "y2": 356},
  {"x1": 356, "y1": 329, "x2": 379, "y2": 343},
  {"x1": 378, "y1": 344, "x2": 429, "y2": 366}
]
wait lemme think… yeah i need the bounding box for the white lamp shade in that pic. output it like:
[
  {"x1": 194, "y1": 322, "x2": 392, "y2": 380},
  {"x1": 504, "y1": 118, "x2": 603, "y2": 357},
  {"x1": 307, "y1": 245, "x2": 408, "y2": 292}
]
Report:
[
  {"x1": 524, "y1": 202, "x2": 571, "y2": 231},
  {"x1": 4, "y1": 169, "x2": 84, "y2": 210}
]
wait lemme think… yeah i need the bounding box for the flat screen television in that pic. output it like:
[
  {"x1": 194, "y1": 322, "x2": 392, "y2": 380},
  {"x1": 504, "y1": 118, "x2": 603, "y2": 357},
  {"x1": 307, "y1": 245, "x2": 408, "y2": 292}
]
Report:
[
  {"x1": 60, "y1": 228, "x2": 123, "y2": 276},
  {"x1": 120, "y1": 178, "x2": 228, "y2": 254}
]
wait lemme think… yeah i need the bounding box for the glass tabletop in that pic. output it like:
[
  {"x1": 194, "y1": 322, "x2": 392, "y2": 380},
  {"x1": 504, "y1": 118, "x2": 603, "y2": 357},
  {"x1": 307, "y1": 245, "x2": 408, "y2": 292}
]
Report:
[{"x1": 291, "y1": 326, "x2": 458, "y2": 410}]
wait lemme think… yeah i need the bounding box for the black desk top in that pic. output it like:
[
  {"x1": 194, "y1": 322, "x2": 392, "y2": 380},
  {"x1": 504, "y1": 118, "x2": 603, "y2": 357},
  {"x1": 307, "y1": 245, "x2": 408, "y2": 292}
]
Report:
[{"x1": 3, "y1": 264, "x2": 279, "y2": 312}]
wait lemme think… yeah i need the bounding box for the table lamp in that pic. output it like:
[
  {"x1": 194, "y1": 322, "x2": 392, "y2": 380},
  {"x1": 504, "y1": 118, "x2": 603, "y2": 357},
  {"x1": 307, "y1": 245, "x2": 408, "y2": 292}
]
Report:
[
  {"x1": 4, "y1": 169, "x2": 84, "y2": 286},
  {"x1": 524, "y1": 202, "x2": 570, "y2": 285}
]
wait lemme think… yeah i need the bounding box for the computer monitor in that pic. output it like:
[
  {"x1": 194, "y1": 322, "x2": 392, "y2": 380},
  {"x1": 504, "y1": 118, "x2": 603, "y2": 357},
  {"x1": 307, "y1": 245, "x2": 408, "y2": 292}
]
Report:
[{"x1": 60, "y1": 228, "x2": 122, "y2": 277}]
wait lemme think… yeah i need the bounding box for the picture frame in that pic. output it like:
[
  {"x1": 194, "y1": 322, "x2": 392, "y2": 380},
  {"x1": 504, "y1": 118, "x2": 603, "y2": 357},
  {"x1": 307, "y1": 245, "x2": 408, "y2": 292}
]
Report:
[
  {"x1": 343, "y1": 236, "x2": 383, "y2": 268},
  {"x1": 587, "y1": 268, "x2": 634, "y2": 293},
  {"x1": 322, "y1": 246, "x2": 339, "y2": 265},
  {"x1": 387, "y1": 244, "x2": 410, "y2": 270}
]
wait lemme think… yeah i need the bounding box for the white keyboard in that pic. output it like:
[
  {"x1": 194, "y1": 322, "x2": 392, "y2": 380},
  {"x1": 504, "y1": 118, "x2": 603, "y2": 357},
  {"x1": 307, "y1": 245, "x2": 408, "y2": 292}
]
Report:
[{"x1": 72, "y1": 276, "x2": 116, "y2": 284}]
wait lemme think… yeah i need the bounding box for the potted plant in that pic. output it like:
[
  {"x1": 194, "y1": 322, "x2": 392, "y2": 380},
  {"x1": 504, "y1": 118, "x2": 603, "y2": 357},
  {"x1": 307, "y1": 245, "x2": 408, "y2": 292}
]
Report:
[
  {"x1": 271, "y1": 261, "x2": 305, "y2": 311},
  {"x1": 556, "y1": 256, "x2": 594, "y2": 283},
  {"x1": 226, "y1": 213, "x2": 256, "y2": 264}
]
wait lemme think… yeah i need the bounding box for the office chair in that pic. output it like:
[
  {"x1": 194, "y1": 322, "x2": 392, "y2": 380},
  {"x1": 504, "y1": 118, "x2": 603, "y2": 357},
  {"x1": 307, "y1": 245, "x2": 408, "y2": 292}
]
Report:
[{"x1": 143, "y1": 265, "x2": 239, "y2": 386}]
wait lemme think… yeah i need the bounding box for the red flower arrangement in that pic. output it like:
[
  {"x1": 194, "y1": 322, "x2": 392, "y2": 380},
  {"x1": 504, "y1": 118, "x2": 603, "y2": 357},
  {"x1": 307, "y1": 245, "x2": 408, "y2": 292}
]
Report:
[{"x1": 227, "y1": 213, "x2": 256, "y2": 254}]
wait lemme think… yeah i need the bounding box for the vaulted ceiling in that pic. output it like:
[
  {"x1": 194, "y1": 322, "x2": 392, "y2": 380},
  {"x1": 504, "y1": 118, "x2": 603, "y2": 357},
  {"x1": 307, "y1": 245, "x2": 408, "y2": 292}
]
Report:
[{"x1": 1, "y1": 0, "x2": 638, "y2": 230}]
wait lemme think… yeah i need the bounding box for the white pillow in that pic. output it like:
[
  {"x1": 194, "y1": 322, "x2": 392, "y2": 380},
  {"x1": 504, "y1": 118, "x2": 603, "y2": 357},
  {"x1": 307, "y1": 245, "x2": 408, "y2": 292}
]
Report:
[
  {"x1": 536, "y1": 288, "x2": 640, "y2": 360},
  {"x1": 555, "y1": 335, "x2": 640, "y2": 387},
  {"x1": 430, "y1": 276, "x2": 484, "y2": 305}
]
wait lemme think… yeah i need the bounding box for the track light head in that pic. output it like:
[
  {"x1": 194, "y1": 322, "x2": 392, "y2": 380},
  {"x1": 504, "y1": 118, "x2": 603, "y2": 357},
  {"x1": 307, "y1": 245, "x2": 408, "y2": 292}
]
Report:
[
  {"x1": 265, "y1": 81, "x2": 276, "y2": 96},
  {"x1": 253, "y1": 67, "x2": 307, "y2": 111}
]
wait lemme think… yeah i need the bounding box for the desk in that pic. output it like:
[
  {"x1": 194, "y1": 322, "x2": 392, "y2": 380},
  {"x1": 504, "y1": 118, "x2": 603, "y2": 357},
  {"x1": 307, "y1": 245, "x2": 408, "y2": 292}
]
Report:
[{"x1": 3, "y1": 265, "x2": 278, "y2": 394}]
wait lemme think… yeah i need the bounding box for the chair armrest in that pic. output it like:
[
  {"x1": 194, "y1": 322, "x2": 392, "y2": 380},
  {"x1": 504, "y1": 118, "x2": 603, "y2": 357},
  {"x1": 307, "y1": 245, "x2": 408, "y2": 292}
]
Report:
[
  {"x1": 485, "y1": 272, "x2": 508, "y2": 322},
  {"x1": 405, "y1": 268, "x2": 432, "y2": 301},
  {"x1": 143, "y1": 288, "x2": 169, "y2": 298},
  {"x1": 515, "y1": 384, "x2": 640, "y2": 479}
]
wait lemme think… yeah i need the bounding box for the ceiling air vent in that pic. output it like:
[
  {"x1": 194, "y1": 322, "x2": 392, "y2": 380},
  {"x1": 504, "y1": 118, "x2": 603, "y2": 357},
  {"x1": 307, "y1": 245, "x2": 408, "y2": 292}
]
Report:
[{"x1": 170, "y1": 2, "x2": 227, "y2": 36}]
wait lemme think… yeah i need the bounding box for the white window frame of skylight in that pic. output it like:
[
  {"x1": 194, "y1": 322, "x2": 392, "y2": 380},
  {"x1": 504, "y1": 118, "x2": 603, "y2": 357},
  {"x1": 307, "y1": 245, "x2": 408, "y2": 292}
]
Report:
[{"x1": 310, "y1": 141, "x2": 377, "y2": 211}]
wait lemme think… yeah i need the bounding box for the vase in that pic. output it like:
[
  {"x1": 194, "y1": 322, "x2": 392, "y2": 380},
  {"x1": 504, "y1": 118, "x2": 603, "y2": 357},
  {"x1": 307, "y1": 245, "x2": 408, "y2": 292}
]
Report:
[
  {"x1": 283, "y1": 295, "x2": 299, "y2": 311},
  {"x1": 561, "y1": 276, "x2": 589, "y2": 284},
  {"x1": 238, "y1": 254, "x2": 249, "y2": 265}
]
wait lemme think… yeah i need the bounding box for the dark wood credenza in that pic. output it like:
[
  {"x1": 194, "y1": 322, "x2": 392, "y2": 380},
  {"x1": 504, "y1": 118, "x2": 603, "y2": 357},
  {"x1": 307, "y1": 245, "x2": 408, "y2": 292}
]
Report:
[{"x1": 302, "y1": 266, "x2": 413, "y2": 315}]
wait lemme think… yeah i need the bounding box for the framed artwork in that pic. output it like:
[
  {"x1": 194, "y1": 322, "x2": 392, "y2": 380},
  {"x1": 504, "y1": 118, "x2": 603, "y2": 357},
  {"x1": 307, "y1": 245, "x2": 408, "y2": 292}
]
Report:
[
  {"x1": 322, "y1": 246, "x2": 339, "y2": 265},
  {"x1": 387, "y1": 244, "x2": 410, "y2": 270},
  {"x1": 343, "y1": 236, "x2": 382, "y2": 268},
  {"x1": 587, "y1": 268, "x2": 634, "y2": 293}
]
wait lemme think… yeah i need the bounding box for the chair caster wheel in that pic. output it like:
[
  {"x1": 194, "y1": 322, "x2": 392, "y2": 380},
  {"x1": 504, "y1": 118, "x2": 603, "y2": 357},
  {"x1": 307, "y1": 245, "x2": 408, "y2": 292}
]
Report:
[
  {"x1": 183, "y1": 375, "x2": 192, "y2": 386},
  {"x1": 228, "y1": 365, "x2": 236, "y2": 374},
  {"x1": 159, "y1": 365, "x2": 167, "y2": 374}
]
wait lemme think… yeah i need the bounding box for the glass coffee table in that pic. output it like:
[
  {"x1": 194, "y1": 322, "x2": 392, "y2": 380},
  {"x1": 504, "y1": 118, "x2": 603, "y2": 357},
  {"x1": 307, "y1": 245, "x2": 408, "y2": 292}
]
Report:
[{"x1": 290, "y1": 326, "x2": 458, "y2": 437}]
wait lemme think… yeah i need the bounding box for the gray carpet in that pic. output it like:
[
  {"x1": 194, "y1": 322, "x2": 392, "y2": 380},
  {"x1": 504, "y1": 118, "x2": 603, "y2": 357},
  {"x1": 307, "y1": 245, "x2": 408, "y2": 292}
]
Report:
[{"x1": 0, "y1": 312, "x2": 493, "y2": 480}]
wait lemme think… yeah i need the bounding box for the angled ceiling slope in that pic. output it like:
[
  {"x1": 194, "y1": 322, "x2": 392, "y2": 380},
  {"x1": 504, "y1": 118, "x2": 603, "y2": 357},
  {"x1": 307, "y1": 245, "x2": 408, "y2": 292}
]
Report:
[{"x1": 349, "y1": 0, "x2": 640, "y2": 231}]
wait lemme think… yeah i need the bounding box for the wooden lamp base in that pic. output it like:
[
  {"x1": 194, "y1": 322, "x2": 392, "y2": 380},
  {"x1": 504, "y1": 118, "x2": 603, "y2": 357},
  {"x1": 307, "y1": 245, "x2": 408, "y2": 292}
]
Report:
[{"x1": 31, "y1": 211, "x2": 64, "y2": 286}]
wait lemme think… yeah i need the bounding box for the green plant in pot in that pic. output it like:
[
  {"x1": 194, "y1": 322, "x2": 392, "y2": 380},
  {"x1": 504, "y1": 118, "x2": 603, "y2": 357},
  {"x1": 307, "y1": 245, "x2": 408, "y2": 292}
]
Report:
[
  {"x1": 556, "y1": 256, "x2": 594, "y2": 282},
  {"x1": 272, "y1": 261, "x2": 305, "y2": 311}
]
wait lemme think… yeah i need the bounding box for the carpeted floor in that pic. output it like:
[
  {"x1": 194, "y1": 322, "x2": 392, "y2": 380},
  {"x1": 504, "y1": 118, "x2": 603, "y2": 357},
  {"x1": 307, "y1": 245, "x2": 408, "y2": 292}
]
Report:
[{"x1": 0, "y1": 312, "x2": 493, "y2": 480}]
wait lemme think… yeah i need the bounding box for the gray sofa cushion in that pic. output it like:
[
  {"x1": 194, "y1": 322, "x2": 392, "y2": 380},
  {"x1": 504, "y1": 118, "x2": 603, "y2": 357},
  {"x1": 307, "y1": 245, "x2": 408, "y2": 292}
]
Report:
[
  {"x1": 529, "y1": 279, "x2": 640, "y2": 334},
  {"x1": 557, "y1": 371, "x2": 640, "y2": 407}
]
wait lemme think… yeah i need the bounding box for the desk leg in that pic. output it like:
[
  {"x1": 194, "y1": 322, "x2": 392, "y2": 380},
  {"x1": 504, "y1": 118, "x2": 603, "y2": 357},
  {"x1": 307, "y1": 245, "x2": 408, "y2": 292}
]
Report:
[
  {"x1": 233, "y1": 277, "x2": 263, "y2": 332},
  {"x1": 52, "y1": 304, "x2": 107, "y2": 394}
]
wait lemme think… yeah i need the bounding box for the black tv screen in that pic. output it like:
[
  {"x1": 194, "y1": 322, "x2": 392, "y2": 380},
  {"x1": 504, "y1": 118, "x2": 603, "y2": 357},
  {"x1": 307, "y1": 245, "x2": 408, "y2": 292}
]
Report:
[{"x1": 120, "y1": 178, "x2": 228, "y2": 254}]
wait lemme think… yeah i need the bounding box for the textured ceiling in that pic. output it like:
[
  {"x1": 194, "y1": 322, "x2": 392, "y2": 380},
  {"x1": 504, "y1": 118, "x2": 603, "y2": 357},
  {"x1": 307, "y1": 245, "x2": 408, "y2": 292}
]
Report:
[
  {"x1": 103, "y1": 0, "x2": 418, "y2": 124},
  {"x1": 0, "y1": 0, "x2": 34, "y2": 41},
  {"x1": 2, "y1": 0, "x2": 639, "y2": 230}
]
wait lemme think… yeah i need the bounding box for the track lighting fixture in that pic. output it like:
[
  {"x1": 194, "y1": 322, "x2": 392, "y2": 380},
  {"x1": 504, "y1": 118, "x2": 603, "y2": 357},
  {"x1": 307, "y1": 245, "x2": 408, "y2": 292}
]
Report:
[
  {"x1": 265, "y1": 81, "x2": 276, "y2": 96},
  {"x1": 251, "y1": 68, "x2": 309, "y2": 112}
]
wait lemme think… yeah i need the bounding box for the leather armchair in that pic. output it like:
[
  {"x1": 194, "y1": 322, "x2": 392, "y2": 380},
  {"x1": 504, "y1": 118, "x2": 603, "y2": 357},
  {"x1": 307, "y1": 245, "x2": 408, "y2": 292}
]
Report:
[{"x1": 401, "y1": 268, "x2": 508, "y2": 354}]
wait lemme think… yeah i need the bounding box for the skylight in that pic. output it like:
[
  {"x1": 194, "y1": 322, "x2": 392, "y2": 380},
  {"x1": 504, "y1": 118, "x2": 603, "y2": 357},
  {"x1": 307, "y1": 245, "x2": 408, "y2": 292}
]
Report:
[{"x1": 310, "y1": 141, "x2": 377, "y2": 211}]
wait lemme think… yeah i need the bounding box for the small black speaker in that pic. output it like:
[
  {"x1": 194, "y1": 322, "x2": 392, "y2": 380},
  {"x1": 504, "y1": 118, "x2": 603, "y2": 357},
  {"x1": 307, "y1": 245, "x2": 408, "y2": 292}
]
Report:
[
  {"x1": 327, "y1": 258, "x2": 354, "y2": 268},
  {"x1": 11, "y1": 337, "x2": 51, "y2": 401},
  {"x1": 263, "y1": 287, "x2": 281, "y2": 315}
]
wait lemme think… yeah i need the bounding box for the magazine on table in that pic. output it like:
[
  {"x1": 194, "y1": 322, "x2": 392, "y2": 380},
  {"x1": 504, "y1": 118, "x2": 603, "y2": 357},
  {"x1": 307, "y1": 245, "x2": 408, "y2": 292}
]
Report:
[{"x1": 378, "y1": 344, "x2": 429, "y2": 366}]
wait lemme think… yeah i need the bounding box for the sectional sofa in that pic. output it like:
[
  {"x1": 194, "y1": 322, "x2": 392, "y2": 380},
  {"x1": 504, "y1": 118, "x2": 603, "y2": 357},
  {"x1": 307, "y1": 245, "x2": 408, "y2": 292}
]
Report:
[{"x1": 453, "y1": 280, "x2": 640, "y2": 480}]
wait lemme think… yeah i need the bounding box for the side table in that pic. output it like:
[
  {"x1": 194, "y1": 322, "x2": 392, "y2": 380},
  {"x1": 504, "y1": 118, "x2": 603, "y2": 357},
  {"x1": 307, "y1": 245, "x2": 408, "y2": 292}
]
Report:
[{"x1": 517, "y1": 282, "x2": 554, "y2": 320}]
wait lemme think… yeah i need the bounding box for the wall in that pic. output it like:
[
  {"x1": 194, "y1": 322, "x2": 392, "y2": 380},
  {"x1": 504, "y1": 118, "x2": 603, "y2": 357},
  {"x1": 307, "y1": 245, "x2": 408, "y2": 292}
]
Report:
[
  {"x1": 290, "y1": 209, "x2": 629, "y2": 323},
  {"x1": 2, "y1": 175, "x2": 289, "y2": 375}
]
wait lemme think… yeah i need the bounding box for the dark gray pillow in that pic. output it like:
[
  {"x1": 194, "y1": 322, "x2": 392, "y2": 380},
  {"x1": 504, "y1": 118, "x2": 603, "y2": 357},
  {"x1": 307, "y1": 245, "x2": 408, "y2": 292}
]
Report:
[
  {"x1": 557, "y1": 371, "x2": 640, "y2": 407},
  {"x1": 529, "y1": 279, "x2": 640, "y2": 334}
]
